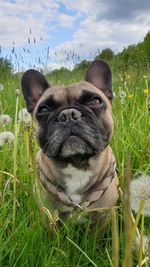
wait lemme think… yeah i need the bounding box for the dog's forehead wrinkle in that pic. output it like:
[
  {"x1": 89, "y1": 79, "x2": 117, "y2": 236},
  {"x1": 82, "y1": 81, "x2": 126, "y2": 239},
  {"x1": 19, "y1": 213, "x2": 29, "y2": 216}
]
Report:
[
  {"x1": 37, "y1": 86, "x2": 67, "y2": 103},
  {"x1": 65, "y1": 81, "x2": 111, "y2": 105},
  {"x1": 36, "y1": 81, "x2": 111, "y2": 106}
]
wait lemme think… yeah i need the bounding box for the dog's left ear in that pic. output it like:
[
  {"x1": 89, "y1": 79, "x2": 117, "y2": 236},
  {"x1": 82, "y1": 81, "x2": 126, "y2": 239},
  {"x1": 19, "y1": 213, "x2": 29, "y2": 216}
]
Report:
[{"x1": 85, "y1": 60, "x2": 113, "y2": 102}]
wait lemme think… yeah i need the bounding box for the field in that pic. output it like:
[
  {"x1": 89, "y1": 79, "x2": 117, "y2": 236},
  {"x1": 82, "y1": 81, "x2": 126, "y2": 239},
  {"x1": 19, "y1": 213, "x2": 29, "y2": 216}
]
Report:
[{"x1": 0, "y1": 65, "x2": 150, "y2": 267}]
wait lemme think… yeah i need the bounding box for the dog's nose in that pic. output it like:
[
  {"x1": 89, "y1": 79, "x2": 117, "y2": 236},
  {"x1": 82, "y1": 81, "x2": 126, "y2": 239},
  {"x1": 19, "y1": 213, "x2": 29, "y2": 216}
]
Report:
[{"x1": 58, "y1": 108, "x2": 82, "y2": 122}]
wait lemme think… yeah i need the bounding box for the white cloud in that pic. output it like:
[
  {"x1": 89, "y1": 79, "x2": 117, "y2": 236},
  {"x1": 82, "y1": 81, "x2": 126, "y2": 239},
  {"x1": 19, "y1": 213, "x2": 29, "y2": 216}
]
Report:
[
  {"x1": 49, "y1": 0, "x2": 150, "y2": 64},
  {"x1": 58, "y1": 13, "x2": 78, "y2": 27},
  {"x1": 0, "y1": 0, "x2": 77, "y2": 47}
]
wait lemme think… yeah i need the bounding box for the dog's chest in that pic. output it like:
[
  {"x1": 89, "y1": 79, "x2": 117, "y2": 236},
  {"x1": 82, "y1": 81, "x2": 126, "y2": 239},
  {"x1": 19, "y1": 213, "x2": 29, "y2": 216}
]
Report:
[{"x1": 62, "y1": 164, "x2": 92, "y2": 204}]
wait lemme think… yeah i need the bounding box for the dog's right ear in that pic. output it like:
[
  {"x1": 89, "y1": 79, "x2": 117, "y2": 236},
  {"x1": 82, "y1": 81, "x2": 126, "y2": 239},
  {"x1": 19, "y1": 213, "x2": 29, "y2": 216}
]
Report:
[
  {"x1": 85, "y1": 60, "x2": 113, "y2": 102},
  {"x1": 21, "y1": 69, "x2": 49, "y2": 113}
]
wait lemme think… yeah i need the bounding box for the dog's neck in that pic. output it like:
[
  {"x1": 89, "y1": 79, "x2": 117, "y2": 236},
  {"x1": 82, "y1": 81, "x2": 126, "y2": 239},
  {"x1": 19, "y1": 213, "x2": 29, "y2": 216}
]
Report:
[
  {"x1": 37, "y1": 146, "x2": 112, "y2": 182},
  {"x1": 36, "y1": 146, "x2": 115, "y2": 206}
]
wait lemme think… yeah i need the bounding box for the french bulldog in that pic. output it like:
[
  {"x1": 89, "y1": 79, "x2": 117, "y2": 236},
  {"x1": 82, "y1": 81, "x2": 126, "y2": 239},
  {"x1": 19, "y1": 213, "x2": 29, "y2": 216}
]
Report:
[{"x1": 21, "y1": 60, "x2": 118, "y2": 229}]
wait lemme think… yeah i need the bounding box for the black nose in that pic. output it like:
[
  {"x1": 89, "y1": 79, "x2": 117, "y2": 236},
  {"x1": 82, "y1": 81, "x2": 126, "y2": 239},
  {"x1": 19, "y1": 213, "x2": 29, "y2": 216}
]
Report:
[{"x1": 58, "y1": 108, "x2": 82, "y2": 122}]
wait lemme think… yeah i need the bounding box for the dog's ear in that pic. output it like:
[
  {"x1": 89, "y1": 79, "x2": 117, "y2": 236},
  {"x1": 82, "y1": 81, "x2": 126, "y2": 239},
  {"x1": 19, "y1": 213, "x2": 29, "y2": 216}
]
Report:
[
  {"x1": 85, "y1": 60, "x2": 113, "y2": 102},
  {"x1": 21, "y1": 69, "x2": 49, "y2": 113}
]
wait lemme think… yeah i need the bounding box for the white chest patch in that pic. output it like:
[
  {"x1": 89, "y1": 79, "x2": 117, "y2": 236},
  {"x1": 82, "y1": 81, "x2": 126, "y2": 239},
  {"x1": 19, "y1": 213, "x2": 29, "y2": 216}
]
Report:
[{"x1": 62, "y1": 164, "x2": 92, "y2": 204}]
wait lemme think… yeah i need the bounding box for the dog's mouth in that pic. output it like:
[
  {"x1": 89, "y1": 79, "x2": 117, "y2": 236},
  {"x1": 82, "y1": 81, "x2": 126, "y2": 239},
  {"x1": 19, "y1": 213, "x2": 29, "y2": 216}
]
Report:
[
  {"x1": 59, "y1": 135, "x2": 93, "y2": 159},
  {"x1": 42, "y1": 131, "x2": 95, "y2": 161}
]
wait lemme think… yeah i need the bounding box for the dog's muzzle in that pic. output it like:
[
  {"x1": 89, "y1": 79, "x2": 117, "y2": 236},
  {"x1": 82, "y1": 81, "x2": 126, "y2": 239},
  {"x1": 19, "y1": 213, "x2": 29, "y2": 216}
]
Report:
[
  {"x1": 56, "y1": 108, "x2": 93, "y2": 159},
  {"x1": 42, "y1": 107, "x2": 108, "y2": 159}
]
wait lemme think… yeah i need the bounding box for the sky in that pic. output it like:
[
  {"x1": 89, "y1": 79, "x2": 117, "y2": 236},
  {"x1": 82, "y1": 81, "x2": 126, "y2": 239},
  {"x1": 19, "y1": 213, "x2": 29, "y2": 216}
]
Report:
[{"x1": 0, "y1": 0, "x2": 150, "y2": 72}]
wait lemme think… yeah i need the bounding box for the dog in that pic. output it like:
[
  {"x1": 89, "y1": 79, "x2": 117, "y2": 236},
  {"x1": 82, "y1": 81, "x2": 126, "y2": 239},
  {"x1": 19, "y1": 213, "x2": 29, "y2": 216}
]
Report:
[{"x1": 21, "y1": 60, "x2": 118, "y2": 229}]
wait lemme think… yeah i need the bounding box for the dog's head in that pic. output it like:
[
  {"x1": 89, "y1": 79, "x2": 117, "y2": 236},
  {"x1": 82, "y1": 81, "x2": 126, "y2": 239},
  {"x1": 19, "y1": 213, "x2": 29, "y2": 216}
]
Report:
[{"x1": 21, "y1": 60, "x2": 114, "y2": 162}]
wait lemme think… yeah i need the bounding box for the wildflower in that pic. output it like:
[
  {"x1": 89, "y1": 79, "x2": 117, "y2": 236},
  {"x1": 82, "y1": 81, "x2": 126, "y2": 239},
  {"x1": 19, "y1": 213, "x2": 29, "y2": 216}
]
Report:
[
  {"x1": 0, "y1": 131, "x2": 14, "y2": 146},
  {"x1": 0, "y1": 83, "x2": 4, "y2": 91},
  {"x1": 119, "y1": 90, "x2": 126, "y2": 98},
  {"x1": 128, "y1": 94, "x2": 133, "y2": 98},
  {"x1": 143, "y1": 88, "x2": 149, "y2": 94},
  {"x1": 18, "y1": 108, "x2": 31, "y2": 123},
  {"x1": 130, "y1": 174, "x2": 150, "y2": 216},
  {"x1": 0, "y1": 114, "x2": 11, "y2": 125},
  {"x1": 119, "y1": 90, "x2": 126, "y2": 104}
]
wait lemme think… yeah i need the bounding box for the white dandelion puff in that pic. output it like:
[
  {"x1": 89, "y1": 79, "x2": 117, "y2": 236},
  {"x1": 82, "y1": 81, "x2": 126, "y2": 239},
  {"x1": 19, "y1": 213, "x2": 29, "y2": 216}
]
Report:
[
  {"x1": 18, "y1": 108, "x2": 31, "y2": 123},
  {"x1": 0, "y1": 83, "x2": 4, "y2": 91},
  {"x1": 0, "y1": 114, "x2": 12, "y2": 125},
  {"x1": 0, "y1": 131, "x2": 14, "y2": 146},
  {"x1": 130, "y1": 174, "x2": 150, "y2": 216},
  {"x1": 119, "y1": 90, "x2": 126, "y2": 98},
  {"x1": 15, "y1": 89, "x2": 20, "y2": 96}
]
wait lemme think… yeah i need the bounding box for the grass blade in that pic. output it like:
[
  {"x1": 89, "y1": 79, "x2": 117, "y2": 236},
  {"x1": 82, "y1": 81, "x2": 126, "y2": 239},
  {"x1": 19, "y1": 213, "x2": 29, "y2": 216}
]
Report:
[{"x1": 66, "y1": 236, "x2": 98, "y2": 267}]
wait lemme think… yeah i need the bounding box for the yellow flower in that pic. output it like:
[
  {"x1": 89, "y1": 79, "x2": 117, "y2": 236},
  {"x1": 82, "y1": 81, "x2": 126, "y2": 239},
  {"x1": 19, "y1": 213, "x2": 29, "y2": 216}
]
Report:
[
  {"x1": 128, "y1": 94, "x2": 133, "y2": 98},
  {"x1": 143, "y1": 88, "x2": 149, "y2": 94},
  {"x1": 127, "y1": 74, "x2": 131, "y2": 79}
]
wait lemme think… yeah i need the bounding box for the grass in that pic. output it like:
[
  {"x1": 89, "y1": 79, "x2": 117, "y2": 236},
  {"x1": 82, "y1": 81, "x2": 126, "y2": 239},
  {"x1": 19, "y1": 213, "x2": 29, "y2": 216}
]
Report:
[{"x1": 0, "y1": 66, "x2": 150, "y2": 267}]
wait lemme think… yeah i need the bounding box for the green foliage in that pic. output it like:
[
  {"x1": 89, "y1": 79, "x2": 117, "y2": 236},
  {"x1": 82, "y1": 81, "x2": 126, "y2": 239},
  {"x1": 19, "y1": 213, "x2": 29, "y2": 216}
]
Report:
[
  {"x1": 0, "y1": 58, "x2": 13, "y2": 76},
  {"x1": 95, "y1": 48, "x2": 114, "y2": 62},
  {"x1": 113, "y1": 43, "x2": 148, "y2": 80},
  {"x1": 143, "y1": 31, "x2": 150, "y2": 62},
  {"x1": 74, "y1": 59, "x2": 90, "y2": 71}
]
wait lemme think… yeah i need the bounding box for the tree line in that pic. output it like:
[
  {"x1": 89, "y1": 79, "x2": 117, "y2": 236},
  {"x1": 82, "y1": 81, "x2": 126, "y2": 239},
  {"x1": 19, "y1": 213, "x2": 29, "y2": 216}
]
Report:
[{"x1": 0, "y1": 31, "x2": 150, "y2": 78}]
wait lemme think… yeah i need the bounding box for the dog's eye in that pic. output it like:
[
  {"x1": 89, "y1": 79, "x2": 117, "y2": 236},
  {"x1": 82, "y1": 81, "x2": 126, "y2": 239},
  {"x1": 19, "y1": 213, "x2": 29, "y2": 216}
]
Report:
[
  {"x1": 38, "y1": 105, "x2": 49, "y2": 114},
  {"x1": 89, "y1": 97, "x2": 103, "y2": 106}
]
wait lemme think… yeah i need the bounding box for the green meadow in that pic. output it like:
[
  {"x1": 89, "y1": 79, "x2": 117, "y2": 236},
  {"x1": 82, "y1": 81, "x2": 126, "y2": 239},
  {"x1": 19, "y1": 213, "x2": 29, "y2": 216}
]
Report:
[{"x1": 0, "y1": 54, "x2": 150, "y2": 267}]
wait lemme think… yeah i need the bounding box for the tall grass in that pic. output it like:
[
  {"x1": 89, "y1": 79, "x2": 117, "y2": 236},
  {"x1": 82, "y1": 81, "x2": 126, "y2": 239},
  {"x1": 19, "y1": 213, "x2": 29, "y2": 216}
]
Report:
[{"x1": 0, "y1": 63, "x2": 150, "y2": 266}]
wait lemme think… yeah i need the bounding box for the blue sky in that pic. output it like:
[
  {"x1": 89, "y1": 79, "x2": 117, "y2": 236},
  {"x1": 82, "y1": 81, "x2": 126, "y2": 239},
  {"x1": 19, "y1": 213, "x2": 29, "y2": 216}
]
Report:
[{"x1": 0, "y1": 0, "x2": 150, "y2": 72}]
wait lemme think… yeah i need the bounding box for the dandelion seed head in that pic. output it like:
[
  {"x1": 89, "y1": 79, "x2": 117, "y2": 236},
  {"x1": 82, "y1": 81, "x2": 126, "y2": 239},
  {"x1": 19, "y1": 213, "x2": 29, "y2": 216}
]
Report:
[
  {"x1": 0, "y1": 83, "x2": 4, "y2": 91},
  {"x1": 0, "y1": 131, "x2": 14, "y2": 146},
  {"x1": 15, "y1": 89, "x2": 20, "y2": 96},
  {"x1": 18, "y1": 108, "x2": 31, "y2": 123},
  {"x1": 0, "y1": 114, "x2": 12, "y2": 125},
  {"x1": 119, "y1": 90, "x2": 126, "y2": 98},
  {"x1": 130, "y1": 174, "x2": 150, "y2": 216}
]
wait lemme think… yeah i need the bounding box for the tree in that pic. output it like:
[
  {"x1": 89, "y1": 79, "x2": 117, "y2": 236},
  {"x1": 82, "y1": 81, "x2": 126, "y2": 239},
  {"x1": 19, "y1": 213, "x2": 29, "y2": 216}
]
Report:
[
  {"x1": 74, "y1": 60, "x2": 90, "y2": 71},
  {"x1": 0, "y1": 57, "x2": 13, "y2": 76},
  {"x1": 143, "y1": 31, "x2": 150, "y2": 62},
  {"x1": 95, "y1": 48, "x2": 114, "y2": 62}
]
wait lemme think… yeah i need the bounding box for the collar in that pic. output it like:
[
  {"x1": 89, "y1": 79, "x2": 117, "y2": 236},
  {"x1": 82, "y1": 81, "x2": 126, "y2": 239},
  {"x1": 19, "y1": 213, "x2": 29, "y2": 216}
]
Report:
[{"x1": 37, "y1": 152, "x2": 116, "y2": 211}]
